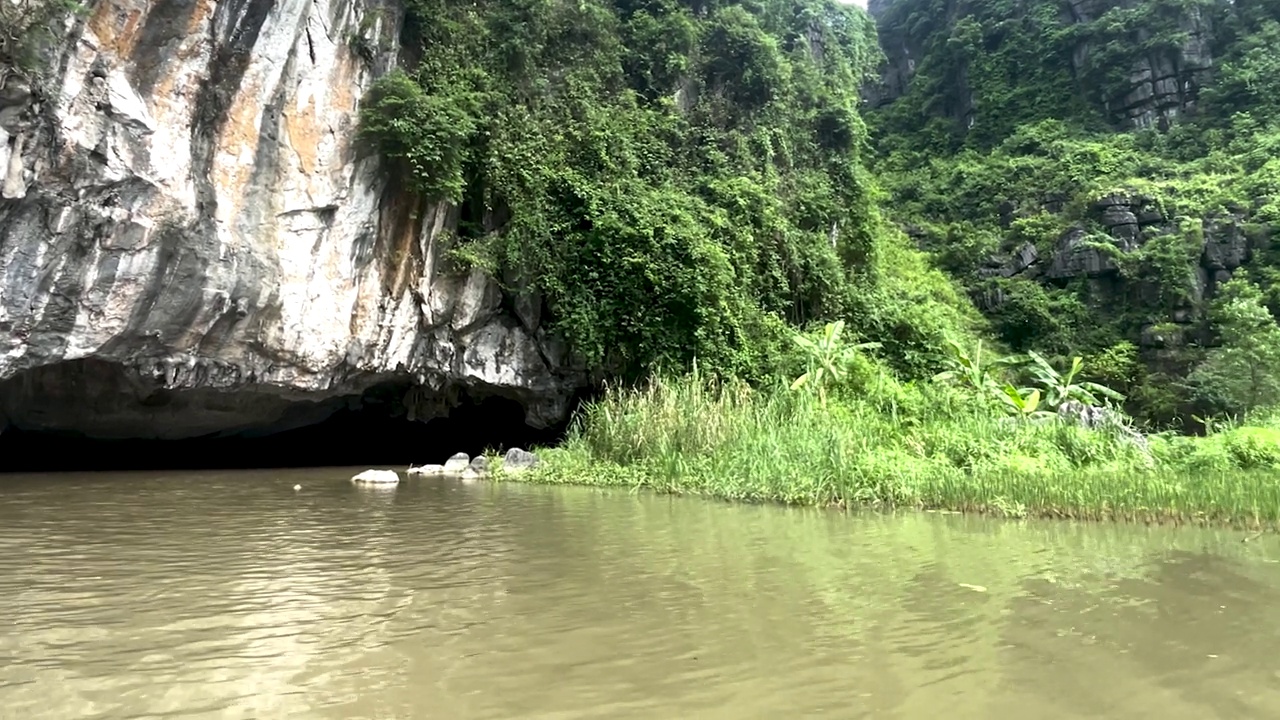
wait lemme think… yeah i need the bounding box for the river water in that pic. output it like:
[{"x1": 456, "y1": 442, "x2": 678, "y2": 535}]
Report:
[{"x1": 2, "y1": 468, "x2": 1280, "y2": 719}]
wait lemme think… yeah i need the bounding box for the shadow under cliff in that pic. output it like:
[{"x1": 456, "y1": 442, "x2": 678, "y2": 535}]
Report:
[{"x1": 0, "y1": 388, "x2": 576, "y2": 473}]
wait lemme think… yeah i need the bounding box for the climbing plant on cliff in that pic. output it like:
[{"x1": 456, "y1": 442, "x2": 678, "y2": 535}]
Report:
[
  {"x1": 0, "y1": 0, "x2": 82, "y2": 90},
  {"x1": 360, "y1": 0, "x2": 979, "y2": 382}
]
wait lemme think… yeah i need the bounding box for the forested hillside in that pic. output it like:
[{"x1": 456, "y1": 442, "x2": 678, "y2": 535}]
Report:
[
  {"x1": 357, "y1": 0, "x2": 978, "y2": 384},
  {"x1": 866, "y1": 0, "x2": 1280, "y2": 427}
]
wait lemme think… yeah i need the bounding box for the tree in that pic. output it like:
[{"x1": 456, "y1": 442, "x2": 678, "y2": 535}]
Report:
[{"x1": 1187, "y1": 276, "x2": 1280, "y2": 417}]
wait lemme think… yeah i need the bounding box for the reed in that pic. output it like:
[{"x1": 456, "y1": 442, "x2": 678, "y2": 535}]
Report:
[{"x1": 509, "y1": 372, "x2": 1280, "y2": 528}]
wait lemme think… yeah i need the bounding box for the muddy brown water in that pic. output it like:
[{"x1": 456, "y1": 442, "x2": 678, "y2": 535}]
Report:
[{"x1": 2, "y1": 468, "x2": 1280, "y2": 719}]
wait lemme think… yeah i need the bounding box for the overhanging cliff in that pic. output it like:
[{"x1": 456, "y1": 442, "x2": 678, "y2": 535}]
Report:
[
  {"x1": 0, "y1": 0, "x2": 584, "y2": 440},
  {"x1": 4, "y1": 0, "x2": 952, "y2": 444}
]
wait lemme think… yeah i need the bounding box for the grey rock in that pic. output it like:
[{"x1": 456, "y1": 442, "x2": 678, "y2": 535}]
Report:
[
  {"x1": 1100, "y1": 206, "x2": 1139, "y2": 242},
  {"x1": 1045, "y1": 227, "x2": 1120, "y2": 280},
  {"x1": 1057, "y1": 400, "x2": 1109, "y2": 429},
  {"x1": 1136, "y1": 208, "x2": 1165, "y2": 226},
  {"x1": 468, "y1": 455, "x2": 489, "y2": 473},
  {"x1": 502, "y1": 447, "x2": 540, "y2": 472},
  {"x1": 1058, "y1": 400, "x2": 1150, "y2": 453},
  {"x1": 443, "y1": 453, "x2": 471, "y2": 474},
  {"x1": 406, "y1": 463, "x2": 445, "y2": 477},
  {"x1": 1005, "y1": 242, "x2": 1039, "y2": 277},
  {"x1": 1202, "y1": 217, "x2": 1250, "y2": 271},
  {"x1": 0, "y1": 0, "x2": 588, "y2": 440},
  {"x1": 868, "y1": 0, "x2": 1214, "y2": 131}
]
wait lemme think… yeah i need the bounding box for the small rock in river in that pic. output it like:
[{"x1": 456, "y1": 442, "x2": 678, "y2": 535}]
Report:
[{"x1": 351, "y1": 469, "x2": 400, "y2": 485}]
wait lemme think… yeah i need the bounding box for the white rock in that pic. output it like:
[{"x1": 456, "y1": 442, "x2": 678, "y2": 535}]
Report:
[
  {"x1": 406, "y1": 464, "x2": 445, "y2": 476},
  {"x1": 351, "y1": 469, "x2": 400, "y2": 485},
  {"x1": 442, "y1": 452, "x2": 471, "y2": 474}
]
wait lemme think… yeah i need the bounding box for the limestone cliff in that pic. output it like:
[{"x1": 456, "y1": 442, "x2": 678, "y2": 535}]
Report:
[
  {"x1": 867, "y1": 0, "x2": 1215, "y2": 131},
  {"x1": 0, "y1": 0, "x2": 583, "y2": 439}
]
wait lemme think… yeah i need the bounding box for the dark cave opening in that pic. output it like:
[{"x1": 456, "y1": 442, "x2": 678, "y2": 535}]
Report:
[{"x1": 0, "y1": 386, "x2": 577, "y2": 473}]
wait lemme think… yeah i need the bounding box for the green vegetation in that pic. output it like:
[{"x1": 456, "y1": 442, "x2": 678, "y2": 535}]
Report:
[
  {"x1": 365, "y1": 0, "x2": 1280, "y2": 523},
  {"x1": 504, "y1": 331, "x2": 1280, "y2": 527},
  {"x1": 0, "y1": 0, "x2": 82, "y2": 90},
  {"x1": 359, "y1": 0, "x2": 979, "y2": 382},
  {"x1": 867, "y1": 0, "x2": 1280, "y2": 429}
]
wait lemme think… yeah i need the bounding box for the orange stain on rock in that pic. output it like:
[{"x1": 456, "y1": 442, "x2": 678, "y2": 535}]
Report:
[
  {"x1": 282, "y1": 98, "x2": 320, "y2": 177},
  {"x1": 212, "y1": 74, "x2": 267, "y2": 221},
  {"x1": 87, "y1": 0, "x2": 143, "y2": 57}
]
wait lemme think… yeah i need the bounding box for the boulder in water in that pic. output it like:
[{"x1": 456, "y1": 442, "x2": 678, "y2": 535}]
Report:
[
  {"x1": 442, "y1": 452, "x2": 471, "y2": 474},
  {"x1": 459, "y1": 455, "x2": 489, "y2": 483},
  {"x1": 351, "y1": 469, "x2": 400, "y2": 485},
  {"x1": 406, "y1": 464, "x2": 445, "y2": 476},
  {"x1": 502, "y1": 448, "x2": 540, "y2": 473}
]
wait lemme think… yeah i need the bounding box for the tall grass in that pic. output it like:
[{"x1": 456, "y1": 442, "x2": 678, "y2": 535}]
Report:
[{"x1": 511, "y1": 372, "x2": 1280, "y2": 528}]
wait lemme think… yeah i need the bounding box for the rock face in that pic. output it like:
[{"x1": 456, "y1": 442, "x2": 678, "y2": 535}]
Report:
[
  {"x1": 866, "y1": 0, "x2": 1216, "y2": 130},
  {"x1": 985, "y1": 192, "x2": 1257, "y2": 286},
  {"x1": 980, "y1": 191, "x2": 1262, "y2": 345},
  {"x1": 0, "y1": 0, "x2": 584, "y2": 439}
]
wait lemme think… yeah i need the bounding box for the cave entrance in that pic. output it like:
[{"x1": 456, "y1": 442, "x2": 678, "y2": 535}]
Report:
[{"x1": 0, "y1": 384, "x2": 574, "y2": 473}]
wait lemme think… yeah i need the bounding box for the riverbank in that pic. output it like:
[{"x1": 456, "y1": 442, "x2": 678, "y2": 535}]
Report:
[{"x1": 500, "y1": 373, "x2": 1280, "y2": 528}]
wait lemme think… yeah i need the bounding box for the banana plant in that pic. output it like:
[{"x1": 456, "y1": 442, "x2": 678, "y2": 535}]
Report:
[
  {"x1": 996, "y1": 383, "x2": 1052, "y2": 419},
  {"x1": 932, "y1": 338, "x2": 1016, "y2": 393},
  {"x1": 1021, "y1": 350, "x2": 1125, "y2": 409},
  {"x1": 790, "y1": 320, "x2": 881, "y2": 407}
]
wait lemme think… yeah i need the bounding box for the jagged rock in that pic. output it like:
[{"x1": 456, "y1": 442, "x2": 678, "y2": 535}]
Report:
[
  {"x1": 1202, "y1": 217, "x2": 1251, "y2": 271},
  {"x1": 0, "y1": 0, "x2": 588, "y2": 440},
  {"x1": 1005, "y1": 242, "x2": 1039, "y2": 276},
  {"x1": 502, "y1": 447, "x2": 540, "y2": 473},
  {"x1": 352, "y1": 469, "x2": 401, "y2": 485},
  {"x1": 1058, "y1": 400, "x2": 1150, "y2": 452},
  {"x1": 1100, "y1": 206, "x2": 1140, "y2": 244},
  {"x1": 978, "y1": 241, "x2": 1040, "y2": 280},
  {"x1": 1139, "y1": 324, "x2": 1185, "y2": 349},
  {"x1": 868, "y1": 0, "x2": 1215, "y2": 131},
  {"x1": 1045, "y1": 227, "x2": 1120, "y2": 280}
]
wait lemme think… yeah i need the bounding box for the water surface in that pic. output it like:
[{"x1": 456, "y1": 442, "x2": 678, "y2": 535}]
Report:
[{"x1": 2, "y1": 468, "x2": 1280, "y2": 718}]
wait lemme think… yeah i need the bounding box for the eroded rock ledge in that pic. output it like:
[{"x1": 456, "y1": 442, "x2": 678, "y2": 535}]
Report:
[{"x1": 0, "y1": 0, "x2": 585, "y2": 440}]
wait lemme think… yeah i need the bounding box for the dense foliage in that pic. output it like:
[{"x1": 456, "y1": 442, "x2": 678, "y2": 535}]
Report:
[
  {"x1": 867, "y1": 0, "x2": 1280, "y2": 428},
  {"x1": 358, "y1": 0, "x2": 978, "y2": 382},
  {"x1": 351, "y1": 0, "x2": 1280, "y2": 521}
]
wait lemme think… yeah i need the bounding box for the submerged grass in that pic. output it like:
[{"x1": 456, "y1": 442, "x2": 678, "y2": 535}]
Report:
[{"x1": 505, "y1": 372, "x2": 1280, "y2": 529}]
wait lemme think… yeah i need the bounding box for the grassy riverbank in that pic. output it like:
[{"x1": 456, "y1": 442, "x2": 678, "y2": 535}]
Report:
[{"x1": 507, "y1": 371, "x2": 1280, "y2": 528}]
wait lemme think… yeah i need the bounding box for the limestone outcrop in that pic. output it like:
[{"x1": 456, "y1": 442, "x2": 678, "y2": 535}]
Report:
[
  {"x1": 407, "y1": 447, "x2": 540, "y2": 480},
  {"x1": 0, "y1": 0, "x2": 585, "y2": 440},
  {"x1": 866, "y1": 0, "x2": 1216, "y2": 130}
]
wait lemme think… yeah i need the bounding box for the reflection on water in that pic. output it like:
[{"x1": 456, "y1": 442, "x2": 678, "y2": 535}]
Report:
[{"x1": 2, "y1": 468, "x2": 1280, "y2": 718}]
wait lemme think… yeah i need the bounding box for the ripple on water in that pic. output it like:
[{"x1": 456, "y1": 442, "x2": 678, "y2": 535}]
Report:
[{"x1": 3, "y1": 471, "x2": 1280, "y2": 719}]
